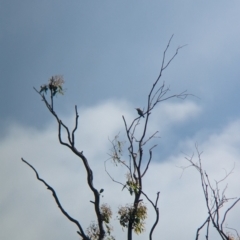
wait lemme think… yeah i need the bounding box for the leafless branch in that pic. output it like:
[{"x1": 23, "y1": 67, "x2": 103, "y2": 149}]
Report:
[
  {"x1": 71, "y1": 105, "x2": 79, "y2": 147},
  {"x1": 104, "y1": 159, "x2": 125, "y2": 188},
  {"x1": 141, "y1": 145, "x2": 157, "y2": 178},
  {"x1": 182, "y1": 145, "x2": 239, "y2": 240},
  {"x1": 195, "y1": 216, "x2": 210, "y2": 240},
  {"x1": 221, "y1": 197, "x2": 240, "y2": 230},
  {"x1": 21, "y1": 158, "x2": 89, "y2": 240},
  {"x1": 141, "y1": 190, "x2": 160, "y2": 240},
  {"x1": 141, "y1": 131, "x2": 159, "y2": 146},
  {"x1": 33, "y1": 87, "x2": 106, "y2": 240}
]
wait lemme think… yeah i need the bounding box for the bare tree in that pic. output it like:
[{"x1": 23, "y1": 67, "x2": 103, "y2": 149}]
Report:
[
  {"x1": 21, "y1": 36, "x2": 239, "y2": 239},
  {"x1": 181, "y1": 145, "x2": 240, "y2": 240}
]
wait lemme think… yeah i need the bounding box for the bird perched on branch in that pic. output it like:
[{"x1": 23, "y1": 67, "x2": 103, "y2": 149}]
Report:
[{"x1": 135, "y1": 108, "x2": 144, "y2": 118}]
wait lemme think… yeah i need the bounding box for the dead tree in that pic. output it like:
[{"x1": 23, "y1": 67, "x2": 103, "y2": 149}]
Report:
[{"x1": 182, "y1": 145, "x2": 240, "y2": 240}]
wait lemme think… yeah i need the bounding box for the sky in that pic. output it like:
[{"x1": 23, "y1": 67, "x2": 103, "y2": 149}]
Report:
[{"x1": 1, "y1": 1, "x2": 240, "y2": 239}]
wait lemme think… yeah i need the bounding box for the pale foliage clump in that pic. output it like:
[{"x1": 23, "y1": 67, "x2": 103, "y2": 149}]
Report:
[
  {"x1": 108, "y1": 134, "x2": 125, "y2": 165},
  {"x1": 86, "y1": 204, "x2": 115, "y2": 240},
  {"x1": 118, "y1": 202, "x2": 147, "y2": 234},
  {"x1": 101, "y1": 203, "x2": 112, "y2": 224},
  {"x1": 124, "y1": 173, "x2": 139, "y2": 196},
  {"x1": 40, "y1": 75, "x2": 65, "y2": 96},
  {"x1": 87, "y1": 222, "x2": 99, "y2": 240},
  {"x1": 226, "y1": 231, "x2": 240, "y2": 240}
]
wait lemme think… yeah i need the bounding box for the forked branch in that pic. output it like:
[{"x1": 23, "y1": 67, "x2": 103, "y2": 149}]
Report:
[
  {"x1": 34, "y1": 79, "x2": 106, "y2": 239},
  {"x1": 181, "y1": 145, "x2": 240, "y2": 240}
]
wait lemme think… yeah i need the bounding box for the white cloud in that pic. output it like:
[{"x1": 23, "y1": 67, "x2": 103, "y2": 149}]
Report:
[
  {"x1": 0, "y1": 101, "x2": 239, "y2": 240},
  {"x1": 154, "y1": 101, "x2": 201, "y2": 126}
]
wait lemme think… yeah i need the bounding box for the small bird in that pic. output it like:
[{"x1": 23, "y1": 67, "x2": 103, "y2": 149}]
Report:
[{"x1": 135, "y1": 108, "x2": 144, "y2": 118}]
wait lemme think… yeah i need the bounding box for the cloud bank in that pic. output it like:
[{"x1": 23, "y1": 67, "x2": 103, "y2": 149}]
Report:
[{"x1": 0, "y1": 100, "x2": 239, "y2": 240}]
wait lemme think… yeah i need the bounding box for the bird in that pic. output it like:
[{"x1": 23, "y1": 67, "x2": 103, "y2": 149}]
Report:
[{"x1": 135, "y1": 108, "x2": 144, "y2": 118}]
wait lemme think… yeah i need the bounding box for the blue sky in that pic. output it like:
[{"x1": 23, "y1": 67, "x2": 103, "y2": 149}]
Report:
[{"x1": 1, "y1": 1, "x2": 240, "y2": 240}]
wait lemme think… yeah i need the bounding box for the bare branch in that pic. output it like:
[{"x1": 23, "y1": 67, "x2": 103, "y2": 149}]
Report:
[
  {"x1": 21, "y1": 158, "x2": 89, "y2": 240},
  {"x1": 182, "y1": 145, "x2": 239, "y2": 240},
  {"x1": 104, "y1": 159, "x2": 126, "y2": 188},
  {"x1": 141, "y1": 145, "x2": 157, "y2": 178},
  {"x1": 141, "y1": 131, "x2": 159, "y2": 146},
  {"x1": 34, "y1": 85, "x2": 106, "y2": 240},
  {"x1": 221, "y1": 197, "x2": 240, "y2": 230},
  {"x1": 71, "y1": 105, "x2": 79, "y2": 147},
  {"x1": 141, "y1": 190, "x2": 160, "y2": 240},
  {"x1": 195, "y1": 216, "x2": 210, "y2": 240}
]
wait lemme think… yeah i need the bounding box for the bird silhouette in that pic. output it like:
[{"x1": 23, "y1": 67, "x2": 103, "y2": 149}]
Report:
[{"x1": 135, "y1": 108, "x2": 144, "y2": 118}]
